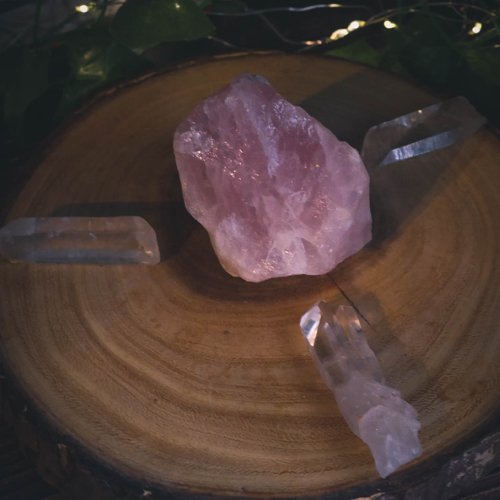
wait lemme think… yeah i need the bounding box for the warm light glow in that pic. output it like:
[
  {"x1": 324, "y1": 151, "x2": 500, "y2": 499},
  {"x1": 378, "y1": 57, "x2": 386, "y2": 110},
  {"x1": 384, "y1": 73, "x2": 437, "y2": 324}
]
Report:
[
  {"x1": 469, "y1": 22, "x2": 482, "y2": 35},
  {"x1": 174, "y1": 2, "x2": 181, "y2": 10},
  {"x1": 304, "y1": 40, "x2": 323, "y2": 46},
  {"x1": 347, "y1": 20, "x2": 366, "y2": 32},
  {"x1": 328, "y1": 3, "x2": 342, "y2": 7},
  {"x1": 383, "y1": 19, "x2": 398, "y2": 29},
  {"x1": 329, "y1": 28, "x2": 349, "y2": 41},
  {"x1": 75, "y1": 4, "x2": 90, "y2": 13}
]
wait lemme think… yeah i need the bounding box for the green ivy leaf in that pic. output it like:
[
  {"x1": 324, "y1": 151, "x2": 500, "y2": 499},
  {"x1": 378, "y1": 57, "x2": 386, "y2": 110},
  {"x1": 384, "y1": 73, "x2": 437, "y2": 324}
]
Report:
[
  {"x1": 57, "y1": 28, "x2": 153, "y2": 116},
  {"x1": 0, "y1": 47, "x2": 50, "y2": 142},
  {"x1": 457, "y1": 47, "x2": 500, "y2": 122},
  {"x1": 326, "y1": 39, "x2": 382, "y2": 67},
  {"x1": 110, "y1": 0, "x2": 215, "y2": 53},
  {"x1": 381, "y1": 16, "x2": 464, "y2": 87},
  {"x1": 463, "y1": 47, "x2": 500, "y2": 87},
  {"x1": 403, "y1": 44, "x2": 464, "y2": 87}
]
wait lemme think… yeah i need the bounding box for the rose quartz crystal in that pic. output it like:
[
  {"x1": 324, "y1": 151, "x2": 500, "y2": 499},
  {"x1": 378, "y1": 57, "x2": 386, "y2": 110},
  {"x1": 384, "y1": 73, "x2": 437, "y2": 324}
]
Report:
[{"x1": 173, "y1": 74, "x2": 372, "y2": 282}]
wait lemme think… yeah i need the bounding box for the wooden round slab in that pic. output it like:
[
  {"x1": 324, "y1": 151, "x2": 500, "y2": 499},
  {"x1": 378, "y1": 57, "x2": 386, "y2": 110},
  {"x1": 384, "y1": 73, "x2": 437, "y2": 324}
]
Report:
[{"x1": 1, "y1": 53, "x2": 500, "y2": 498}]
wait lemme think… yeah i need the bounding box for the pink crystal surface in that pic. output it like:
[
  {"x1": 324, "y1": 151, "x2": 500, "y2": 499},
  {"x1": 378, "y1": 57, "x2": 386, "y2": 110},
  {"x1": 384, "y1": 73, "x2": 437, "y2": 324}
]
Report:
[{"x1": 173, "y1": 74, "x2": 372, "y2": 282}]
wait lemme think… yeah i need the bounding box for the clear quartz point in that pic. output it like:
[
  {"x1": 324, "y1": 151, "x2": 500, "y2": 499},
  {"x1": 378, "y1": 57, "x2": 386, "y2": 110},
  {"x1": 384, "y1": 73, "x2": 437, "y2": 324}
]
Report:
[
  {"x1": 361, "y1": 96, "x2": 487, "y2": 169},
  {"x1": 0, "y1": 216, "x2": 160, "y2": 264},
  {"x1": 300, "y1": 302, "x2": 422, "y2": 478}
]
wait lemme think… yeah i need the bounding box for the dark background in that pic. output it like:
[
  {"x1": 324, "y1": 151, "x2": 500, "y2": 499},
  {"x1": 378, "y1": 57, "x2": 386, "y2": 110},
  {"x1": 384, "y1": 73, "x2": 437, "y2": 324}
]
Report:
[{"x1": 1, "y1": 1, "x2": 499, "y2": 498}]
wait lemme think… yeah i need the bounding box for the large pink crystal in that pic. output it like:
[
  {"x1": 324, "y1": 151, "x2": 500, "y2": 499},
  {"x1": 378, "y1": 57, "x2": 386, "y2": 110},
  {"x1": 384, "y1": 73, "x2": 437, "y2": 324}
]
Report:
[{"x1": 173, "y1": 74, "x2": 372, "y2": 282}]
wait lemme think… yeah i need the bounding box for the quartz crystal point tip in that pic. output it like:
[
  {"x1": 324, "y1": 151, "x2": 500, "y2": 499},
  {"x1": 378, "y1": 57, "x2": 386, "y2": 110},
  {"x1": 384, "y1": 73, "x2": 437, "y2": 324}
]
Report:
[
  {"x1": 0, "y1": 216, "x2": 160, "y2": 264},
  {"x1": 300, "y1": 302, "x2": 422, "y2": 478},
  {"x1": 361, "y1": 96, "x2": 486, "y2": 169},
  {"x1": 174, "y1": 73, "x2": 372, "y2": 282}
]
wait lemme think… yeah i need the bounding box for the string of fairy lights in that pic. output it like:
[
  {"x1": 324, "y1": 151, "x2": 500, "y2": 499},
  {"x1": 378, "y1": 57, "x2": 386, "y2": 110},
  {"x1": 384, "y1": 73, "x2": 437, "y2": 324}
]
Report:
[
  {"x1": 70, "y1": 1, "x2": 499, "y2": 52},
  {"x1": 0, "y1": 0, "x2": 484, "y2": 51}
]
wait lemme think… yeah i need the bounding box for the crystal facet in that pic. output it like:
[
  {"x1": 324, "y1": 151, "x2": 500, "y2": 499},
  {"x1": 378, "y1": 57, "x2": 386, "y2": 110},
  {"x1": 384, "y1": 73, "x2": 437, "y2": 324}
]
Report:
[
  {"x1": 0, "y1": 216, "x2": 160, "y2": 264},
  {"x1": 300, "y1": 302, "x2": 422, "y2": 478},
  {"x1": 174, "y1": 74, "x2": 372, "y2": 282},
  {"x1": 361, "y1": 96, "x2": 486, "y2": 169}
]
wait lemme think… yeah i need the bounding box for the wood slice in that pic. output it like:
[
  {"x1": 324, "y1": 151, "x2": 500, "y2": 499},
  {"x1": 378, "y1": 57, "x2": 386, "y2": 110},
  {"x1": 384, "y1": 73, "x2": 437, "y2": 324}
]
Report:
[{"x1": 1, "y1": 53, "x2": 500, "y2": 498}]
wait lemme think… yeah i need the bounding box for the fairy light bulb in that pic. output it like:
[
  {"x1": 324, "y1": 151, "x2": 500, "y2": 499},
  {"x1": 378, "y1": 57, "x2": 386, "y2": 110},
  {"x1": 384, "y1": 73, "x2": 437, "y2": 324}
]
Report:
[
  {"x1": 329, "y1": 28, "x2": 349, "y2": 40},
  {"x1": 347, "y1": 20, "x2": 366, "y2": 32},
  {"x1": 75, "y1": 4, "x2": 90, "y2": 13},
  {"x1": 469, "y1": 22, "x2": 482, "y2": 35},
  {"x1": 383, "y1": 20, "x2": 398, "y2": 29}
]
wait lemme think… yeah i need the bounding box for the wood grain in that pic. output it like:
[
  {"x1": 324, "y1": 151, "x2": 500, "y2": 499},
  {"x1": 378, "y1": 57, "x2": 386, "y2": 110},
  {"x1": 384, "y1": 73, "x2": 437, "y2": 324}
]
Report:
[{"x1": 1, "y1": 53, "x2": 500, "y2": 498}]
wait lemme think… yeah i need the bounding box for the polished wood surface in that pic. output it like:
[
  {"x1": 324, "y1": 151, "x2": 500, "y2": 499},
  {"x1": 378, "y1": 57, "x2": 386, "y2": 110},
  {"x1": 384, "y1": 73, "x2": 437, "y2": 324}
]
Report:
[{"x1": 1, "y1": 54, "x2": 499, "y2": 497}]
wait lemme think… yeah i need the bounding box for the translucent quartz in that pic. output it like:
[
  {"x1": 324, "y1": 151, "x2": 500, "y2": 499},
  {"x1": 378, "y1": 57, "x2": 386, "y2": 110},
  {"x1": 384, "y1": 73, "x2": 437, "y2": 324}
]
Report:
[
  {"x1": 174, "y1": 74, "x2": 371, "y2": 282},
  {"x1": 300, "y1": 302, "x2": 421, "y2": 478},
  {"x1": 361, "y1": 96, "x2": 486, "y2": 169},
  {"x1": 0, "y1": 216, "x2": 160, "y2": 264}
]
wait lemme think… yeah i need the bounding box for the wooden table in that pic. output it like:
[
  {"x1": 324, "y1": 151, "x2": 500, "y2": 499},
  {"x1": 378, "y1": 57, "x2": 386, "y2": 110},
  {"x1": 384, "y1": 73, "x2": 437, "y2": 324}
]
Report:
[{"x1": 1, "y1": 53, "x2": 500, "y2": 499}]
